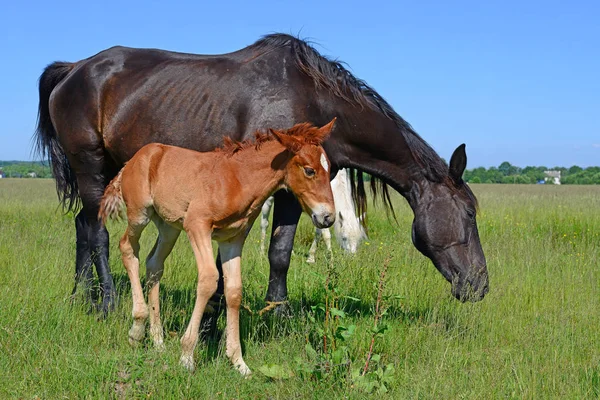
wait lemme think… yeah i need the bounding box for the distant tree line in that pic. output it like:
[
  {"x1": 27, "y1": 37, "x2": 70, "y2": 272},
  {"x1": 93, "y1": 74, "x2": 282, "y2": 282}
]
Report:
[
  {"x1": 0, "y1": 161, "x2": 53, "y2": 178},
  {"x1": 464, "y1": 162, "x2": 600, "y2": 184},
  {"x1": 1, "y1": 160, "x2": 599, "y2": 184}
]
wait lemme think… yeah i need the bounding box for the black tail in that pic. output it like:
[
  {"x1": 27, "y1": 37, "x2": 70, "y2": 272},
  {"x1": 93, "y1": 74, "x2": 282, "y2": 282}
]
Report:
[{"x1": 34, "y1": 61, "x2": 79, "y2": 212}]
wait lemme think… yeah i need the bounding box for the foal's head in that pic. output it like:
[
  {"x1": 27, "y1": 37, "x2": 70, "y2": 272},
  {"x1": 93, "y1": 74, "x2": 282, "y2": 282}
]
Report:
[{"x1": 270, "y1": 120, "x2": 336, "y2": 229}]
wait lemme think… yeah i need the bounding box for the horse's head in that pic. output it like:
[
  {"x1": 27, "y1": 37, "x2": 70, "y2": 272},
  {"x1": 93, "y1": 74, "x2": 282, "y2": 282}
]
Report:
[
  {"x1": 271, "y1": 119, "x2": 336, "y2": 229},
  {"x1": 410, "y1": 144, "x2": 489, "y2": 302}
]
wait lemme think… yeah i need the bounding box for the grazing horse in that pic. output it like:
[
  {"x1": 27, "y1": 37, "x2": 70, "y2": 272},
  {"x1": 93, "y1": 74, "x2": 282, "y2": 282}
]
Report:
[
  {"x1": 99, "y1": 121, "x2": 336, "y2": 375},
  {"x1": 35, "y1": 33, "x2": 489, "y2": 314},
  {"x1": 260, "y1": 168, "x2": 366, "y2": 262}
]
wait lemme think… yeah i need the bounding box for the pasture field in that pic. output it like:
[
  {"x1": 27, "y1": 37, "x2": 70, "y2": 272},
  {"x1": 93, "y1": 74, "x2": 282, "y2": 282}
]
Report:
[{"x1": 1, "y1": 179, "x2": 599, "y2": 398}]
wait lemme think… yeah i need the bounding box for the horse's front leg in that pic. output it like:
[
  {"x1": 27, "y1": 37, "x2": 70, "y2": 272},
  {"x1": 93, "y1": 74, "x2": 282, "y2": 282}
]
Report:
[
  {"x1": 265, "y1": 190, "x2": 302, "y2": 311},
  {"x1": 219, "y1": 238, "x2": 250, "y2": 376}
]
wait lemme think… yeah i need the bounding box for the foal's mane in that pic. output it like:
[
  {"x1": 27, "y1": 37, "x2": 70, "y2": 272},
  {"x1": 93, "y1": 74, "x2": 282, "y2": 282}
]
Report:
[
  {"x1": 251, "y1": 34, "x2": 467, "y2": 221},
  {"x1": 218, "y1": 123, "x2": 325, "y2": 157}
]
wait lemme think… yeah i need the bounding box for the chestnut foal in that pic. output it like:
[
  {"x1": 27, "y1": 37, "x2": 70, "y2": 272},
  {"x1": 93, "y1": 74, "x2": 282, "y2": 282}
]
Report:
[{"x1": 99, "y1": 120, "x2": 336, "y2": 376}]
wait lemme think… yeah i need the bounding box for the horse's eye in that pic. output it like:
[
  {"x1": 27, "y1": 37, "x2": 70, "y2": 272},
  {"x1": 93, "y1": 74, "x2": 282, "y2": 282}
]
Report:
[{"x1": 304, "y1": 167, "x2": 315, "y2": 177}]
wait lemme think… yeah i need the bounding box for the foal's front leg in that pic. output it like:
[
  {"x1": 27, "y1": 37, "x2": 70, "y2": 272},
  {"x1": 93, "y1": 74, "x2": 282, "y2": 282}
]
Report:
[
  {"x1": 219, "y1": 237, "x2": 250, "y2": 376},
  {"x1": 180, "y1": 222, "x2": 220, "y2": 371}
]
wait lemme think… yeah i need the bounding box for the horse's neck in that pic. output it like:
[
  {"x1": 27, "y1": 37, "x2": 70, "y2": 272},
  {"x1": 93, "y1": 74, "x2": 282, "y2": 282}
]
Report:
[{"x1": 324, "y1": 104, "x2": 431, "y2": 208}]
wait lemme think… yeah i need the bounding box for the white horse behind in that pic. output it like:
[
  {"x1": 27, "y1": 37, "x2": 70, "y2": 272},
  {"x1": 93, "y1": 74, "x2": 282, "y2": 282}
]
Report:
[{"x1": 260, "y1": 168, "x2": 366, "y2": 262}]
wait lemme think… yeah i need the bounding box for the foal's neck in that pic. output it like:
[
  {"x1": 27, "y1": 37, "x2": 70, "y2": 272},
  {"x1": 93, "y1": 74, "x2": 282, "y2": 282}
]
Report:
[{"x1": 225, "y1": 140, "x2": 290, "y2": 203}]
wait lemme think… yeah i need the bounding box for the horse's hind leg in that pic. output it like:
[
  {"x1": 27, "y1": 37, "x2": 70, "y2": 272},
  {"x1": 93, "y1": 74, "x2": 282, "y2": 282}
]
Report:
[
  {"x1": 121, "y1": 211, "x2": 151, "y2": 345},
  {"x1": 71, "y1": 211, "x2": 96, "y2": 305},
  {"x1": 146, "y1": 218, "x2": 180, "y2": 350},
  {"x1": 74, "y1": 156, "x2": 117, "y2": 315}
]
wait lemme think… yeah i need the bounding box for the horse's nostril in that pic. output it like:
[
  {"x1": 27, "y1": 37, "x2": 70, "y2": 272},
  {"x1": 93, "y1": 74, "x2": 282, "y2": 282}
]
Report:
[{"x1": 323, "y1": 213, "x2": 333, "y2": 225}]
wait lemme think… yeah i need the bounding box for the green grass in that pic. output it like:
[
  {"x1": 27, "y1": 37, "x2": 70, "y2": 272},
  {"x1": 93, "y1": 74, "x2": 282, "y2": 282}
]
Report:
[{"x1": 1, "y1": 179, "x2": 599, "y2": 398}]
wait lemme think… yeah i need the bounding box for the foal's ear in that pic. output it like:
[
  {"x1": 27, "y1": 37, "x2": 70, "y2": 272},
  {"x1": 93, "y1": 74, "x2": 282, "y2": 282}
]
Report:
[
  {"x1": 270, "y1": 128, "x2": 303, "y2": 154},
  {"x1": 449, "y1": 144, "x2": 467, "y2": 183},
  {"x1": 315, "y1": 117, "x2": 337, "y2": 143}
]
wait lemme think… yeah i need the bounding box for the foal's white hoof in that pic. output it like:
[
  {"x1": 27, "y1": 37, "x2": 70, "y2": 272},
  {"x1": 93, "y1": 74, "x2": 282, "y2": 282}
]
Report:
[
  {"x1": 180, "y1": 355, "x2": 195, "y2": 372},
  {"x1": 153, "y1": 340, "x2": 166, "y2": 352},
  {"x1": 128, "y1": 324, "x2": 145, "y2": 346},
  {"x1": 306, "y1": 256, "x2": 315, "y2": 264},
  {"x1": 236, "y1": 363, "x2": 252, "y2": 377}
]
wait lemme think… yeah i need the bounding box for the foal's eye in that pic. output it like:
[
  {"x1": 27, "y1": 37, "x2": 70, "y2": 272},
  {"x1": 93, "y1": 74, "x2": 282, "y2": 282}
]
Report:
[{"x1": 304, "y1": 167, "x2": 315, "y2": 177}]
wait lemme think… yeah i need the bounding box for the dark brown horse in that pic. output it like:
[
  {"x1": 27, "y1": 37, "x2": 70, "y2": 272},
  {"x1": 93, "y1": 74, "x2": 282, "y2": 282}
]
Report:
[{"x1": 35, "y1": 34, "x2": 489, "y2": 314}]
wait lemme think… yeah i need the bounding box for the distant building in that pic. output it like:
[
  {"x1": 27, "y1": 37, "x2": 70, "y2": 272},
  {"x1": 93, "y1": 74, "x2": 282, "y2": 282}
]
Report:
[{"x1": 544, "y1": 170, "x2": 561, "y2": 185}]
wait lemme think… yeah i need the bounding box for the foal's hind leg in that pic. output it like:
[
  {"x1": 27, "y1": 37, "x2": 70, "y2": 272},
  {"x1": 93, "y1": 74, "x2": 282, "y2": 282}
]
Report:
[
  {"x1": 146, "y1": 218, "x2": 181, "y2": 350},
  {"x1": 120, "y1": 212, "x2": 151, "y2": 345}
]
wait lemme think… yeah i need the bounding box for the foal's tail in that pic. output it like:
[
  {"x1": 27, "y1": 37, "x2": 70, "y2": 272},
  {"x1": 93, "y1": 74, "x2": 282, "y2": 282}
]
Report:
[
  {"x1": 34, "y1": 61, "x2": 78, "y2": 211},
  {"x1": 98, "y1": 168, "x2": 125, "y2": 224}
]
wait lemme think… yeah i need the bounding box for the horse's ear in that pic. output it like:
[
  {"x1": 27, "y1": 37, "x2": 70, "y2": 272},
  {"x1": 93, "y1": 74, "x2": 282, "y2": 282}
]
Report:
[
  {"x1": 316, "y1": 118, "x2": 337, "y2": 143},
  {"x1": 270, "y1": 128, "x2": 302, "y2": 154},
  {"x1": 449, "y1": 144, "x2": 467, "y2": 183}
]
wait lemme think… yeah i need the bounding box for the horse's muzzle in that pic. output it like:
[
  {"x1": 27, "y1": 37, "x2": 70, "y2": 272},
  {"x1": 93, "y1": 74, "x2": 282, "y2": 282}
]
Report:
[{"x1": 451, "y1": 268, "x2": 489, "y2": 302}]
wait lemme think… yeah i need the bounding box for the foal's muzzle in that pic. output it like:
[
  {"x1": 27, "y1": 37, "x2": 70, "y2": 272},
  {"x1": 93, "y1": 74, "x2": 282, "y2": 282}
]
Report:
[{"x1": 311, "y1": 206, "x2": 335, "y2": 229}]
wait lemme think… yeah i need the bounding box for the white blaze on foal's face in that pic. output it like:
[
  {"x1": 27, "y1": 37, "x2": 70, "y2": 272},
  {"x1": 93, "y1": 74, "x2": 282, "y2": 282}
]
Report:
[{"x1": 320, "y1": 152, "x2": 329, "y2": 173}]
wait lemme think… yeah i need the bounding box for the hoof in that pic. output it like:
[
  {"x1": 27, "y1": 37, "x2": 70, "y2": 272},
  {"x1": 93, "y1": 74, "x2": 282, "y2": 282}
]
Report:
[
  {"x1": 153, "y1": 340, "x2": 165, "y2": 352},
  {"x1": 306, "y1": 256, "x2": 315, "y2": 264},
  {"x1": 150, "y1": 326, "x2": 165, "y2": 351},
  {"x1": 100, "y1": 293, "x2": 118, "y2": 315},
  {"x1": 273, "y1": 302, "x2": 293, "y2": 318},
  {"x1": 180, "y1": 355, "x2": 195, "y2": 372},
  {"x1": 236, "y1": 363, "x2": 252, "y2": 377},
  {"x1": 128, "y1": 323, "x2": 145, "y2": 346}
]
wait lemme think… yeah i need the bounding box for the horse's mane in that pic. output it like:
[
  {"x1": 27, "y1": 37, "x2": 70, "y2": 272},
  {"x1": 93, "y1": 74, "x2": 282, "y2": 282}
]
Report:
[
  {"x1": 251, "y1": 34, "x2": 459, "y2": 222},
  {"x1": 217, "y1": 123, "x2": 326, "y2": 157}
]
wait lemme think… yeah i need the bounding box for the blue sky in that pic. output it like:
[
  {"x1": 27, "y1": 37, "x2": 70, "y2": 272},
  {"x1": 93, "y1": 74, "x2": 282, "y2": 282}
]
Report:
[{"x1": 1, "y1": 0, "x2": 598, "y2": 168}]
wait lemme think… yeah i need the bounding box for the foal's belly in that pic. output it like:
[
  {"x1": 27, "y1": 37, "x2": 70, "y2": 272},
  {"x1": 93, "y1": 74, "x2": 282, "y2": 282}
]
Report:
[{"x1": 211, "y1": 217, "x2": 255, "y2": 242}]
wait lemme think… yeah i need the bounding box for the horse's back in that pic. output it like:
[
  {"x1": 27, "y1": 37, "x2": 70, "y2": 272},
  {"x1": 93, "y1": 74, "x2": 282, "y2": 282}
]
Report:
[{"x1": 50, "y1": 42, "x2": 305, "y2": 165}]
